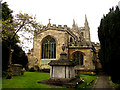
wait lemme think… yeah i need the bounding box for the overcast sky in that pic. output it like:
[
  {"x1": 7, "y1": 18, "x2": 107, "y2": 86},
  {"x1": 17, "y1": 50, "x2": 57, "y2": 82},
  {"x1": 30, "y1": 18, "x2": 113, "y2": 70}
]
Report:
[{"x1": 3, "y1": 0, "x2": 120, "y2": 52}]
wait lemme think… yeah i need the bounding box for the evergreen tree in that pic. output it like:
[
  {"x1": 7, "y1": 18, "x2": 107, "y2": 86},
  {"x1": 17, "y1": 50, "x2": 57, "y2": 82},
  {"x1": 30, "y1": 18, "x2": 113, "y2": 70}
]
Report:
[
  {"x1": 98, "y1": 6, "x2": 120, "y2": 83},
  {"x1": 2, "y1": 2, "x2": 13, "y2": 22}
]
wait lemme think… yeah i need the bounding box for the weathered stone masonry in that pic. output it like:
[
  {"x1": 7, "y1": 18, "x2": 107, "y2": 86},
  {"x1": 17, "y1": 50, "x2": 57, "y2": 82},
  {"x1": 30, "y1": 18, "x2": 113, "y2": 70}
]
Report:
[{"x1": 28, "y1": 16, "x2": 101, "y2": 71}]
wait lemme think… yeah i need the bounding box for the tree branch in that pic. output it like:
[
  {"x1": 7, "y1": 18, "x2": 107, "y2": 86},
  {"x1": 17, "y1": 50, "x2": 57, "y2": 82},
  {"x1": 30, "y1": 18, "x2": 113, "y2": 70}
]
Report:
[{"x1": 11, "y1": 22, "x2": 25, "y2": 40}]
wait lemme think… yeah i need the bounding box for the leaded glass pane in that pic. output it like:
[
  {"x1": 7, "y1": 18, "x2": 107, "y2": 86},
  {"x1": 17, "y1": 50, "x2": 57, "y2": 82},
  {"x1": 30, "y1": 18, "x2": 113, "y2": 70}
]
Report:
[
  {"x1": 42, "y1": 36, "x2": 56, "y2": 59},
  {"x1": 72, "y1": 51, "x2": 84, "y2": 65}
]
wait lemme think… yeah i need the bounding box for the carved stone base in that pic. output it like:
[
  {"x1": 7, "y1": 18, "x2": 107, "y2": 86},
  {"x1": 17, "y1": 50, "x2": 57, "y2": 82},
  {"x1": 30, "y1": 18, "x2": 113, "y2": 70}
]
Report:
[{"x1": 38, "y1": 77, "x2": 82, "y2": 88}]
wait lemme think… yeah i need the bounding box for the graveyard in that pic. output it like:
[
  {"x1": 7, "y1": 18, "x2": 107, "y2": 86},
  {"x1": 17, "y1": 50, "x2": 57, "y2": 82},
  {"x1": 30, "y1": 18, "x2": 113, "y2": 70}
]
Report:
[
  {"x1": 2, "y1": 1, "x2": 120, "y2": 89},
  {"x1": 2, "y1": 46, "x2": 98, "y2": 88}
]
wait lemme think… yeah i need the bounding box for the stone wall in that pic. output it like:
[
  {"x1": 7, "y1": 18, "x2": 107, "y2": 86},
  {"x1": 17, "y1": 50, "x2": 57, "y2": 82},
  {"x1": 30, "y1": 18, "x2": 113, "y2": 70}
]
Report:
[
  {"x1": 11, "y1": 64, "x2": 24, "y2": 76},
  {"x1": 27, "y1": 50, "x2": 34, "y2": 69},
  {"x1": 33, "y1": 30, "x2": 70, "y2": 69},
  {"x1": 29, "y1": 22, "x2": 97, "y2": 71},
  {"x1": 68, "y1": 48, "x2": 95, "y2": 70}
]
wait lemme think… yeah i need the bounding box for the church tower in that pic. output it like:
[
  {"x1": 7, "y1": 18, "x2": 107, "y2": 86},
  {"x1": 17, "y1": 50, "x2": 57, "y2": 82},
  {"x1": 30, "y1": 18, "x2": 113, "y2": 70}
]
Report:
[
  {"x1": 84, "y1": 15, "x2": 91, "y2": 42},
  {"x1": 72, "y1": 19, "x2": 79, "y2": 33},
  {"x1": 72, "y1": 19, "x2": 76, "y2": 27}
]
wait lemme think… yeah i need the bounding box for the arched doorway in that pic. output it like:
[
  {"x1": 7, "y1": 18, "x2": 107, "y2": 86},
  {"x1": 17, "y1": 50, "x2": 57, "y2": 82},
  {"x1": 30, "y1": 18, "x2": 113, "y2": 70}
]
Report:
[
  {"x1": 41, "y1": 36, "x2": 56, "y2": 66},
  {"x1": 72, "y1": 51, "x2": 84, "y2": 65}
]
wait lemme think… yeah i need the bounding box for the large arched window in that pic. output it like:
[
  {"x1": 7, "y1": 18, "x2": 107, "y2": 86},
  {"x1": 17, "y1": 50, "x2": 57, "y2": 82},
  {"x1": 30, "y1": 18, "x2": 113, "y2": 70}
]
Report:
[
  {"x1": 41, "y1": 36, "x2": 56, "y2": 66},
  {"x1": 72, "y1": 51, "x2": 84, "y2": 65},
  {"x1": 42, "y1": 36, "x2": 56, "y2": 59}
]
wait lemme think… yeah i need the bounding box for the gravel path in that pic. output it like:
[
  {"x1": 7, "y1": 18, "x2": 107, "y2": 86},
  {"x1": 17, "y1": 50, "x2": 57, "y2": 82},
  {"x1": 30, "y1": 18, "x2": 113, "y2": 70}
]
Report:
[{"x1": 93, "y1": 75, "x2": 113, "y2": 89}]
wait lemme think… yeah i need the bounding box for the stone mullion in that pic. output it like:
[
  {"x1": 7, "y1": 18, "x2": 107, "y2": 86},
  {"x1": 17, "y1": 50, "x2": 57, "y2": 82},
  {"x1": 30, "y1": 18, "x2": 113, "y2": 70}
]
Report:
[
  {"x1": 44, "y1": 43, "x2": 47, "y2": 66},
  {"x1": 50, "y1": 43, "x2": 52, "y2": 59},
  {"x1": 48, "y1": 43, "x2": 49, "y2": 59},
  {"x1": 51, "y1": 43, "x2": 53, "y2": 58},
  {"x1": 53, "y1": 43, "x2": 54, "y2": 58},
  {"x1": 43, "y1": 44, "x2": 45, "y2": 59},
  {"x1": 42, "y1": 44, "x2": 43, "y2": 59},
  {"x1": 54, "y1": 44, "x2": 56, "y2": 58}
]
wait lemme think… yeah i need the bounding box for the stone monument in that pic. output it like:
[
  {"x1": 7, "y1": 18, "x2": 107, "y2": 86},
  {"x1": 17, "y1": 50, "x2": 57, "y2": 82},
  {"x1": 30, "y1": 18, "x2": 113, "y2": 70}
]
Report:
[
  {"x1": 38, "y1": 44, "x2": 82, "y2": 88},
  {"x1": 49, "y1": 44, "x2": 75, "y2": 80},
  {"x1": 11, "y1": 64, "x2": 24, "y2": 76}
]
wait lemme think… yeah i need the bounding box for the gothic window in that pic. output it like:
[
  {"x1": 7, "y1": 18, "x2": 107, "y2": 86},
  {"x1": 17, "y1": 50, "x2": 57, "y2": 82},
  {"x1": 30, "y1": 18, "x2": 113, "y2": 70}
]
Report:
[
  {"x1": 42, "y1": 36, "x2": 56, "y2": 59},
  {"x1": 81, "y1": 32, "x2": 84, "y2": 37},
  {"x1": 41, "y1": 36, "x2": 56, "y2": 66},
  {"x1": 70, "y1": 37, "x2": 73, "y2": 42},
  {"x1": 79, "y1": 37, "x2": 81, "y2": 41},
  {"x1": 72, "y1": 51, "x2": 84, "y2": 65}
]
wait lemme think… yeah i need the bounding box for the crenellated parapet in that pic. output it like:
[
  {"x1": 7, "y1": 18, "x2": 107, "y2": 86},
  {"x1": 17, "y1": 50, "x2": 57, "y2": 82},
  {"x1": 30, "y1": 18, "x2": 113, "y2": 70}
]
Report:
[
  {"x1": 91, "y1": 42, "x2": 100, "y2": 53},
  {"x1": 68, "y1": 38, "x2": 92, "y2": 49},
  {"x1": 92, "y1": 42, "x2": 100, "y2": 47},
  {"x1": 34, "y1": 23, "x2": 79, "y2": 41},
  {"x1": 41, "y1": 24, "x2": 70, "y2": 31},
  {"x1": 34, "y1": 24, "x2": 71, "y2": 36}
]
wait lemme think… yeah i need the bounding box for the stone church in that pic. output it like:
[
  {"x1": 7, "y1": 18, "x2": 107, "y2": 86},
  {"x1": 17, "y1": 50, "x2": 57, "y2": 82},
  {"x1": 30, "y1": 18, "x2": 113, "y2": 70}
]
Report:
[{"x1": 28, "y1": 15, "x2": 101, "y2": 72}]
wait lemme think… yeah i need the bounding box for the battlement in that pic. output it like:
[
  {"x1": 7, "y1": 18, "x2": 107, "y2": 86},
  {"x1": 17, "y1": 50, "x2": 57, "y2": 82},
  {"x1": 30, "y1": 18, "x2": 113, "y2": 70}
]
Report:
[
  {"x1": 79, "y1": 27, "x2": 85, "y2": 30},
  {"x1": 92, "y1": 42, "x2": 100, "y2": 47},
  {"x1": 42, "y1": 24, "x2": 70, "y2": 30}
]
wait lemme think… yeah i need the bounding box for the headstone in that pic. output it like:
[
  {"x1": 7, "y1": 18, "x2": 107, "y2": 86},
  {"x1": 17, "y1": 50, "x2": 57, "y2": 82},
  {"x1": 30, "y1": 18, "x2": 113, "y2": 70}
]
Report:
[
  {"x1": 6, "y1": 65, "x2": 12, "y2": 79},
  {"x1": 11, "y1": 64, "x2": 24, "y2": 76}
]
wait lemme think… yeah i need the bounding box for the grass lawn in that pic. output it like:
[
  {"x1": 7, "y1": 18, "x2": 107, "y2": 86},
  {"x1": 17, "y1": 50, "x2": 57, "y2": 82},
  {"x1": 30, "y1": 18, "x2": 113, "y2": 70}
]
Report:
[
  {"x1": 2, "y1": 72, "x2": 64, "y2": 88},
  {"x1": 2, "y1": 72, "x2": 98, "y2": 88},
  {"x1": 77, "y1": 73, "x2": 98, "y2": 88}
]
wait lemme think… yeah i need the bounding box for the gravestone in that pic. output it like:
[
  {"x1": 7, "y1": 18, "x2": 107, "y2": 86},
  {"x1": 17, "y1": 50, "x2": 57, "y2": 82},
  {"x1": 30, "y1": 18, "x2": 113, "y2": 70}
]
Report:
[{"x1": 11, "y1": 64, "x2": 24, "y2": 76}]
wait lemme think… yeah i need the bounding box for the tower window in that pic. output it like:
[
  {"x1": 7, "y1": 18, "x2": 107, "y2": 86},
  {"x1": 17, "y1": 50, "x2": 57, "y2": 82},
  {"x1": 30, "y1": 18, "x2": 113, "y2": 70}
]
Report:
[
  {"x1": 70, "y1": 37, "x2": 73, "y2": 43},
  {"x1": 81, "y1": 32, "x2": 84, "y2": 37}
]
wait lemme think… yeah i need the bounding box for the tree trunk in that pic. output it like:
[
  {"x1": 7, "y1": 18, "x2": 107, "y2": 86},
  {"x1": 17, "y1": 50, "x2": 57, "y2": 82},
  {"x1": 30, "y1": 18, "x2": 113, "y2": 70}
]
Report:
[{"x1": 8, "y1": 44, "x2": 12, "y2": 65}]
